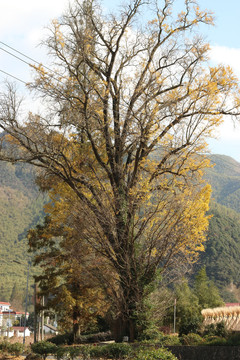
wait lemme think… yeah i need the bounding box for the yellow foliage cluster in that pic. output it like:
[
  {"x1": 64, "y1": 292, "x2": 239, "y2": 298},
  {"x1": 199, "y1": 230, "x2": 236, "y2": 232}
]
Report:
[{"x1": 52, "y1": 19, "x2": 65, "y2": 48}]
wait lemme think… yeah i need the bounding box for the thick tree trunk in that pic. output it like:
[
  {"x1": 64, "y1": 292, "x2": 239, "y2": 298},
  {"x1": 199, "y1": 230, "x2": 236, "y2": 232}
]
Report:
[
  {"x1": 112, "y1": 318, "x2": 127, "y2": 343},
  {"x1": 111, "y1": 283, "x2": 143, "y2": 342},
  {"x1": 73, "y1": 322, "x2": 81, "y2": 342},
  {"x1": 73, "y1": 306, "x2": 81, "y2": 342},
  {"x1": 110, "y1": 246, "x2": 150, "y2": 342},
  {"x1": 112, "y1": 316, "x2": 136, "y2": 342}
]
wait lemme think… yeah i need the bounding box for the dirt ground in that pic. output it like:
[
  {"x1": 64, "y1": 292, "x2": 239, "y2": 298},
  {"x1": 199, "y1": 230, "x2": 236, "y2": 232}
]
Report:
[
  {"x1": 0, "y1": 357, "x2": 25, "y2": 360},
  {"x1": 4, "y1": 335, "x2": 34, "y2": 347}
]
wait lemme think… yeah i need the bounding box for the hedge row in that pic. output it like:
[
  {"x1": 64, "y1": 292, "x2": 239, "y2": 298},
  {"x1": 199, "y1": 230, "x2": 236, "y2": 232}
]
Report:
[
  {"x1": 0, "y1": 341, "x2": 25, "y2": 355},
  {"x1": 31, "y1": 341, "x2": 177, "y2": 360}
]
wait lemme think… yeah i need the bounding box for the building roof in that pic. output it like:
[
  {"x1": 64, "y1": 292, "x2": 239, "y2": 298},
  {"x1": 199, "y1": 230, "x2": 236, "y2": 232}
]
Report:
[
  {"x1": 44, "y1": 324, "x2": 58, "y2": 331},
  {"x1": 2, "y1": 311, "x2": 15, "y2": 314},
  {"x1": 0, "y1": 310, "x2": 29, "y2": 316},
  {"x1": 15, "y1": 311, "x2": 29, "y2": 315},
  {"x1": 12, "y1": 326, "x2": 30, "y2": 332},
  {"x1": 0, "y1": 302, "x2": 11, "y2": 305},
  {"x1": 225, "y1": 303, "x2": 240, "y2": 307}
]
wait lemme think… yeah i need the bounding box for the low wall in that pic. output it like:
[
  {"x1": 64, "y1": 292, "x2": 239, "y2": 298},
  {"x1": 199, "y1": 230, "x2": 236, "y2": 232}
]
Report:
[{"x1": 167, "y1": 346, "x2": 240, "y2": 360}]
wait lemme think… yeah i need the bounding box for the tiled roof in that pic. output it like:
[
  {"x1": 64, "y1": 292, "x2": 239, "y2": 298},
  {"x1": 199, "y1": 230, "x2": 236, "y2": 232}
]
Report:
[
  {"x1": 15, "y1": 311, "x2": 29, "y2": 315},
  {"x1": 2, "y1": 311, "x2": 16, "y2": 314},
  {"x1": 12, "y1": 326, "x2": 29, "y2": 331}
]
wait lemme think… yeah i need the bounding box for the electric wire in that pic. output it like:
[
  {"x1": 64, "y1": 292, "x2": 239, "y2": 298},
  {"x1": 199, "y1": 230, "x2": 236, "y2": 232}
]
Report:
[
  {"x1": 0, "y1": 69, "x2": 61, "y2": 126},
  {"x1": 0, "y1": 69, "x2": 27, "y2": 85},
  {"x1": 0, "y1": 41, "x2": 49, "y2": 70},
  {"x1": 0, "y1": 41, "x2": 68, "y2": 85},
  {"x1": 0, "y1": 46, "x2": 31, "y2": 68}
]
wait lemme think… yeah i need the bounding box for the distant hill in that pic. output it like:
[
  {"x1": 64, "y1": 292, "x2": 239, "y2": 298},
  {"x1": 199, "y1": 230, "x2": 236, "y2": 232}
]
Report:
[
  {"x1": 205, "y1": 154, "x2": 240, "y2": 213},
  {"x1": 198, "y1": 202, "x2": 240, "y2": 288},
  {"x1": 0, "y1": 161, "x2": 46, "y2": 303},
  {"x1": 193, "y1": 154, "x2": 240, "y2": 299}
]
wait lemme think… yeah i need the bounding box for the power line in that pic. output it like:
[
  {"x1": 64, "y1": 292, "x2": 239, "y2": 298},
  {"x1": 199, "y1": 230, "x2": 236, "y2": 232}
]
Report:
[
  {"x1": 0, "y1": 69, "x2": 27, "y2": 85},
  {"x1": 0, "y1": 47, "x2": 30, "y2": 68},
  {"x1": 0, "y1": 68, "x2": 62, "y2": 125},
  {"x1": 0, "y1": 41, "x2": 46, "y2": 69},
  {"x1": 0, "y1": 41, "x2": 67, "y2": 85}
]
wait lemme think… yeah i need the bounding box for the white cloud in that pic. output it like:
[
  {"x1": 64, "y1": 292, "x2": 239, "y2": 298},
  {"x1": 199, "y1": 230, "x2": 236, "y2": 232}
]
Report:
[
  {"x1": 207, "y1": 45, "x2": 240, "y2": 152},
  {"x1": 0, "y1": 2, "x2": 240, "y2": 159},
  {"x1": 218, "y1": 118, "x2": 240, "y2": 140},
  {"x1": 209, "y1": 45, "x2": 240, "y2": 79},
  {"x1": 0, "y1": 1, "x2": 70, "y2": 68},
  {"x1": 0, "y1": 0, "x2": 70, "y2": 112},
  {"x1": 0, "y1": 0, "x2": 69, "y2": 35}
]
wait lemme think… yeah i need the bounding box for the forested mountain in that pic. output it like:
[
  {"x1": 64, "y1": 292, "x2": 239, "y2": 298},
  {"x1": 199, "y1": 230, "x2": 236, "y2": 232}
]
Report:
[
  {"x1": 206, "y1": 154, "x2": 240, "y2": 212},
  {"x1": 1, "y1": 152, "x2": 240, "y2": 305},
  {"x1": 198, "y1": 202, "x2": 240, "y2": 287},
  {"x1": 197, "y1": 155, "x2": 240, "y2": 299},
  {"x1": 0, "y1": 161, "x2": 46, "y2": 305}
]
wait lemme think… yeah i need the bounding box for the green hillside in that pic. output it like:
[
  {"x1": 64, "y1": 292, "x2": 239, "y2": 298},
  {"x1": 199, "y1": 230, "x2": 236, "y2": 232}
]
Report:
[
  {"x1": 206, "y1": 154, "x2": 240, "y2": 212},
  {"x1": 193, "y1": 155, "x2": 240, "y2": 298},
  {"x1": 0, "y1": 161, "x2": 46, "y2": 303},
  {"x1": 198, "y1": 202, "x2": 240, "y2": 288}
]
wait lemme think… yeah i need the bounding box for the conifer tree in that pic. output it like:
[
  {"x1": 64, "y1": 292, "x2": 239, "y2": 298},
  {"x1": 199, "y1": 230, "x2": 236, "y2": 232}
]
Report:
[{"x1": 194, "y1": 267, "x2": 223, "y2": 309}]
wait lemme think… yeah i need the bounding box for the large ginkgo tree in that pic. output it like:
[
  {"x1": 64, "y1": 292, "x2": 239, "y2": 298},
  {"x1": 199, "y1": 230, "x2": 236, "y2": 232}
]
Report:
[{"x1": 1, "y1": 0, "x2": 240, "y2": 341}]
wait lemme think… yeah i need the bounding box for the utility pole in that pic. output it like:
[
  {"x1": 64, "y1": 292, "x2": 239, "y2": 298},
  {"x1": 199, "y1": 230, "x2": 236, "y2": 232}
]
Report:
[
  {"x1": 23, "y1": 262, "x2": 30, "y2": 344},
  {"x1": 41, "y1": 295, "x2": 44, "y2": 341},
  {"x1": 12, "y1": 260, "x2": 30, "y2": 344},
  {"x1": 173, "y1": 298, "x2": 177, "y2": 334},
  {"x1": 7, "y1": 309, "x2": 10, "y2": 338},
  {"x1": 34, "y1": 282, "x2": 37, "y2": 343}
]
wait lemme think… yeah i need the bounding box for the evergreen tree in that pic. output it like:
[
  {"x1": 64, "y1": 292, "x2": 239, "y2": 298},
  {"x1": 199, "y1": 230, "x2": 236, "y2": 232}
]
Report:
[
  {"x1": 175, "y1": 280, "x2": 201, "y2": 335},
  {"x1": 10, "y1": 282, "x2": 25, "y2": 311},
  {"x1": 194, "y1": 267, "x2": 223, "y2": 308}
]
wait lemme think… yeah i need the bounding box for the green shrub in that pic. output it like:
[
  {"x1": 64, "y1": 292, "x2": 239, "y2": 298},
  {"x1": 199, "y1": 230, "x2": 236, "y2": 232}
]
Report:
[
  {"x1": 203, "y1": 321, "x2": 228, "y2": 338},
  {"x1": 49, "y1": 330, "x2": 112, "y2": 345},
  {"x1": 178, "y1": 315, "x2": 202, "y2": 336},
  {"x1": 78, "y1": 345, "x2": 91, "y2": 360},
  {"x1": 90, "y1": 343, "x2": 132, "y2": 359},
  {"x1": 138, "y1": 331, "x2": 165, "y2": 345},
  {"x1": 139, "y1": 331, "x2": 181, "y2": 346},
  {"x1": 56, "y1": 346, "x2": 68, "y2": 360},
  {"x1": 203, "y1": 324, "x2": 215, "y2": 337},
  {"x1": 75, "y1": 331, "x2": 113, "y2": 344},
  {"x1": 181, "y1": 333, "x2": 205, "y2": 345},
  {"x1": 0, "y1": 341, "x2": 10, "y2": 353},
  {"x1": 67, "y1": 346, "x2": 81, "y2": 360},
  {"x1": 139, "y1": 327, "x2": 165, "y2": 342},
  {"x1": 8, "y1": 342, "x2": 25, "y2": 356},
  {"x1": 31, "y1": 341, "x2": 58, "y2": 360},
  {"x1": 25, "y1": 353, "x2": 42, "y2": 360},
  {"x1": 49, "y1": 333, "x2": 74, "y2": 345},
  {"x1": 226, "y1": 332, "x2": 240, "y2": 346},
  {"x1": 132, "y1": 347, "x2": 177, "y2": 360},
  {"x1": 215, "y1": 322, "x2": 228, "y2": 337},
  {"x1": 88, "y1": 346, "x2": 104, "y2": 359},
  {"x1": 205, "y1": 336, "x2": 227, "y2": 346},
  {"x1": 107, "y1": 343, "x2": 132, "y2": 358},
  {"x1": 161, "y1": 335, "x2": 181, "y2": 346}
]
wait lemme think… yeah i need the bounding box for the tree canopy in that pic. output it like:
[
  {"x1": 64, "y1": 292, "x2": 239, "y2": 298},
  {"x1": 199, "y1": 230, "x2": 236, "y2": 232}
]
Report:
[
  {"x1": 1, "y1": 0, "x2": 240, "y2": 341},
  {"x1": 28, "y1": 215, "x2": 109, "y2": 339}
]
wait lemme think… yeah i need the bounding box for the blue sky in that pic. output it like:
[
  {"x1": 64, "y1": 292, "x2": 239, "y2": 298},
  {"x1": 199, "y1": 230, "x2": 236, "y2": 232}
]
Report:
[{"x1": 1, "y1": 0, "x2": 240, "y2": 160}]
